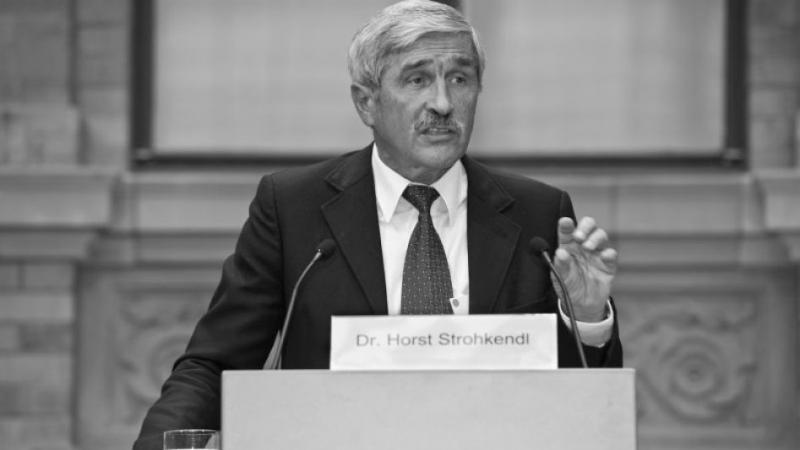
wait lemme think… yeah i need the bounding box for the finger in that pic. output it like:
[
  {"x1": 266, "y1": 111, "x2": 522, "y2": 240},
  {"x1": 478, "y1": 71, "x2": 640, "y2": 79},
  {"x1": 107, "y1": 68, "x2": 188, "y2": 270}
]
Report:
[
  {"x1": 582, "y1": 228, "x2": 608, "y2": 251},
  {"x1": 552, "y1": 247, "x2": 573, "y2": 276},
  {"x1": 573, "y1": 216, "x2": 597, "y2": 242},
  {"x1": 600, "y1": 248, "x2": 618, "y2": 273},
  {"x1": 557, "y1": 217, "x2": 576, "y2": 244}
]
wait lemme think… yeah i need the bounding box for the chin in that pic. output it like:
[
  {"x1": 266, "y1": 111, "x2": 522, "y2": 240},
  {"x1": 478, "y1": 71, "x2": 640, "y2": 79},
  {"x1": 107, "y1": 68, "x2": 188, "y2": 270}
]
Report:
[
  {"x1": 436, "y1": 146, "x2": 466, "y2": 165},
  {"x1": 421, "y1": 153, "x2": 462, "y2": 173}
]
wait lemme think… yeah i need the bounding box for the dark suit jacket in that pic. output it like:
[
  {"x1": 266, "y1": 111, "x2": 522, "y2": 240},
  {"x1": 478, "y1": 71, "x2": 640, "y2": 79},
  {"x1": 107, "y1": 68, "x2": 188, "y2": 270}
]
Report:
[{"x1": 133, "y1": 147, "x2": 622, "y2": 450}]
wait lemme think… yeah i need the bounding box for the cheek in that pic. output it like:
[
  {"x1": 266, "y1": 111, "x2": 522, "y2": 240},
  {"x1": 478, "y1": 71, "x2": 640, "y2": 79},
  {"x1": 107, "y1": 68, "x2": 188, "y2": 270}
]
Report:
[
  {"x1": 389, "y1": 104, "x2": 418, "y2": 129},
  {"x1": 453, "y1": 90, "x2": 479, "y2": 110},
  {"x1": 453, "y1": 101, "x2": 476, "y2": 130},
  {"x1": 457, "y1": 97, "x2": 478, "y2": 115}
]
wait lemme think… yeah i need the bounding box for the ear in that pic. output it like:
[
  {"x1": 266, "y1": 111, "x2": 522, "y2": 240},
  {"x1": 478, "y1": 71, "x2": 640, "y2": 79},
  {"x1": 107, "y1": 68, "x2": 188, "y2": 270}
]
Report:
[{"x1": 350, "y1": 83, "x2": 377, "y2": 127}]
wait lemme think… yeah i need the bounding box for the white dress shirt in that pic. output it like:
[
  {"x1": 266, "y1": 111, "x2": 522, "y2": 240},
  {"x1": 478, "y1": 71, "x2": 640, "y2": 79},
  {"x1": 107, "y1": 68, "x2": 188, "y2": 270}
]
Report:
[{"x1": 371, "y1": 146, "x2": 613, "y2": 347}]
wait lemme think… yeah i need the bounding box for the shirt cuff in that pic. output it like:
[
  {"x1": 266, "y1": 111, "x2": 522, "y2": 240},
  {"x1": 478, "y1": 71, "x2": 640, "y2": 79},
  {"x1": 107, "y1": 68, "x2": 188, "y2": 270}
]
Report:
[{"x1": 558, "y1": 298, "x2": 614, "y2": 348}]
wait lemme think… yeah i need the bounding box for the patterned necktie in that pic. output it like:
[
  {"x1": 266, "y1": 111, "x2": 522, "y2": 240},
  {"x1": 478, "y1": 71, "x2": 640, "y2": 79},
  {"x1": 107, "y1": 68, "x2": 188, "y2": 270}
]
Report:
[{"x1": 401, "y1": 185, "x2": 454, "y2": 314}]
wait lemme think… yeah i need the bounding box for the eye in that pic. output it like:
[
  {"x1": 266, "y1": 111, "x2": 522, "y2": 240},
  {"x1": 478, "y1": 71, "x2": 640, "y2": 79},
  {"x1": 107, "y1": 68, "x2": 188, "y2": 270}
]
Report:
[
  {"x1": 450, "y1": 72, "x2": 476, "y2": 86},
  {"x1": 406, "y1": 74, "x2": 428, "y2": 87},
  {"x1": 451, "y1": 75, "x2": 466, "y2": 85}
]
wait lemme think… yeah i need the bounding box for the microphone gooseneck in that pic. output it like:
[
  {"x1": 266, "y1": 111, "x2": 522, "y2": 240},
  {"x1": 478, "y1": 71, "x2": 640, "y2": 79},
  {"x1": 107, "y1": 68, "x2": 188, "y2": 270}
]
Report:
[
  {"x1": 528, "y1": 237, "x2": 588, "y2": 368},
  {"x1": 266, "y1": 239, "x2": 337, "y2": 370}
]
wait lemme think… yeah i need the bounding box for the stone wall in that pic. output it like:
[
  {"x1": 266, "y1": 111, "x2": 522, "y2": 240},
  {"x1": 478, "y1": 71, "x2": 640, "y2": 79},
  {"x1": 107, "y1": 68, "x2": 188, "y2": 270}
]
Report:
[{"x1": 0, "y1": 1, "x2": 799, "y2": 450}]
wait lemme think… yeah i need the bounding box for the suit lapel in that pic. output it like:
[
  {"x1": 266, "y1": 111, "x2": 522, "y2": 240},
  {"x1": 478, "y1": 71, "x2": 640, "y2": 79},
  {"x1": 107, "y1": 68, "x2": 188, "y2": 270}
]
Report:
[
  {"x1": 319, "y1": 150, "x2": 520, "y2": 316},
  {"x1": 321, "y1": 147, "x2": 388, "y2": 315},
  {"x1": 463, "y1": 158, "x2": 521, "y2": 314}
]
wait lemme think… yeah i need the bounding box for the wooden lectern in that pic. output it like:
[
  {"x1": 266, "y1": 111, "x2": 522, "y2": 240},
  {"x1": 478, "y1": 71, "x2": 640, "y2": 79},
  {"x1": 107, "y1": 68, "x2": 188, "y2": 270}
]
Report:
[{"x1": 222, "y1": 369, "x2": 636, "y2": 450}]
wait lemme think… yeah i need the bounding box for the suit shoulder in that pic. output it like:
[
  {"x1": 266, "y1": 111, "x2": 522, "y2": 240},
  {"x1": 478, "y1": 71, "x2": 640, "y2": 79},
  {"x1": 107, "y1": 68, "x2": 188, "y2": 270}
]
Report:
[
  {"x1": 252, "y1": 148, "x2": 369, "y2": 198},
  {"x1": 270, "y1": 151, "x2": 358, "y2": 186},
  {"x1": 481, "y1": 163, "x2": 568, "y2": 202}
]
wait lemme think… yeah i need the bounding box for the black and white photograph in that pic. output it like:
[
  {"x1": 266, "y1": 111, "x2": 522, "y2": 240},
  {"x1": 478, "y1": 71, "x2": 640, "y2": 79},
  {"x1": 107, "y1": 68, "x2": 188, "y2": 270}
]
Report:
[{"x1": 0, "y1": 1, "x2": 798, "y2": 449}]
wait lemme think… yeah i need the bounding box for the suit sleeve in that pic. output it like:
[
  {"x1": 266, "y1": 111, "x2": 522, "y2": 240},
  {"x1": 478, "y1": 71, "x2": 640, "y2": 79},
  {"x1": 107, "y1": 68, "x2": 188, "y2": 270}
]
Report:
[
  {"x1": 555, "y1": 191, "x2": 623, "y2": 368},
  {"x1": 133, "y1": 175, "x2": 287, "y2": 450}
]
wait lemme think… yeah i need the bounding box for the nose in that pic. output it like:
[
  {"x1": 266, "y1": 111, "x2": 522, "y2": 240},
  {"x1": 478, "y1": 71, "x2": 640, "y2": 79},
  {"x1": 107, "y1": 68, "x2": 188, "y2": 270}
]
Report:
[{"x1": 427, "y1": 77, "x2": 453, "y2": 116}]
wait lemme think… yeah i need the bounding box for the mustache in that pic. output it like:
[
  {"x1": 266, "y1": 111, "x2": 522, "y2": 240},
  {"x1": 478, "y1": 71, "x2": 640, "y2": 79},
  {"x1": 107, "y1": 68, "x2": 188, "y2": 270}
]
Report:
[{"x1": 414, "y1": 114, "x2": 462, "y2": 133}]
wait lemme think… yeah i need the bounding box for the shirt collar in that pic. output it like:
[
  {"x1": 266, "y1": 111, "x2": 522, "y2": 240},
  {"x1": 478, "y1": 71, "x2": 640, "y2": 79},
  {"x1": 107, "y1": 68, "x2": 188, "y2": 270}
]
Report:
[{"x1": 371, "y1": 144, "x2": 466, "y2": 224}]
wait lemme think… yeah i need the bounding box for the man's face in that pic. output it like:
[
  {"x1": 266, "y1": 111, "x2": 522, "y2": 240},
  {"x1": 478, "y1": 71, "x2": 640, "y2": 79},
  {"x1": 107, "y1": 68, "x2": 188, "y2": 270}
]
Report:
[{"x1": 357, "y1": 32, "x2": 481, "y2": 184}]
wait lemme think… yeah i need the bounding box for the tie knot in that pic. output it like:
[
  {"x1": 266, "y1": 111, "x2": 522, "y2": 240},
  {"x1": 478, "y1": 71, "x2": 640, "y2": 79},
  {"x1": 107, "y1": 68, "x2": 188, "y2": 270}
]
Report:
[{"x1": 403, "y1": 185, "x2": 439, "y2": 214}]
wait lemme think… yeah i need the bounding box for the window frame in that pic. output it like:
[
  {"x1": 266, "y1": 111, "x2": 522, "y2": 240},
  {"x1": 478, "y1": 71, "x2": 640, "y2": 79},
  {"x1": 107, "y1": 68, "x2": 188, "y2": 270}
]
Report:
[{"x1": 130, "y1": 0, "x2": 747, "y2": 170}]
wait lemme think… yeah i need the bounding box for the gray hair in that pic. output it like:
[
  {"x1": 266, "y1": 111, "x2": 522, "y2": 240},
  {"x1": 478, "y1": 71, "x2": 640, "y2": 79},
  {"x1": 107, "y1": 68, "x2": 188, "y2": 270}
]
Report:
[{"x1": 347, "y1": 0, "x2": 485, "y2": 90}]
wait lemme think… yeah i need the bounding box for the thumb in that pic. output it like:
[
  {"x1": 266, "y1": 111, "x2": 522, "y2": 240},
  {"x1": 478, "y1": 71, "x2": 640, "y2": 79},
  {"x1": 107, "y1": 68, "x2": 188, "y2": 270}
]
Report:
[{"x1": 552, "y1": 247, "x2": 573, "y2": 279}]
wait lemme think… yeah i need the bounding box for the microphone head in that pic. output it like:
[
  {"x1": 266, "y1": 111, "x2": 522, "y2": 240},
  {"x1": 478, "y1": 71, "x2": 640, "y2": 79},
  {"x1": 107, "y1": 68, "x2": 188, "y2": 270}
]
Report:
[
  {"x1": 528, "y1": 236, "x2": 551, "y2": 254},
  {"x1": 316, "y1": 239, "x2": 337, "y2": 259}
]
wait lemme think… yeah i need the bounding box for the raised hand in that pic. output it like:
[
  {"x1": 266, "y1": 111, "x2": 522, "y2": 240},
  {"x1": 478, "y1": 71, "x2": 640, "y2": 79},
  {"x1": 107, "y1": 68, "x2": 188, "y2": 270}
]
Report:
[{"x1": 552, "y1": 217, "x2": 618, "y2": 322}]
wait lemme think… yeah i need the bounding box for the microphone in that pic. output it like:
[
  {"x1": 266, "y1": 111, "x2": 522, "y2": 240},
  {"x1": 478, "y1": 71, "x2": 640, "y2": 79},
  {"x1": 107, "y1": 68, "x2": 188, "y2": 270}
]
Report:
[
  {"x1": 529, "y1": 237, "x2": 587, "y2": 368},
  {"x1": 265, "y1": 239, "x2": 337, "y2": 370}
]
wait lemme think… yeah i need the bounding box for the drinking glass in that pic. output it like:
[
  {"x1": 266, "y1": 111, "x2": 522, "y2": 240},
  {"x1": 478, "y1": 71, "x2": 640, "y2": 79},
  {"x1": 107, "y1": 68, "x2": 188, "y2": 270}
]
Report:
[{"x1": 163, "y1": 429, "x2": 220, "y2": 450}]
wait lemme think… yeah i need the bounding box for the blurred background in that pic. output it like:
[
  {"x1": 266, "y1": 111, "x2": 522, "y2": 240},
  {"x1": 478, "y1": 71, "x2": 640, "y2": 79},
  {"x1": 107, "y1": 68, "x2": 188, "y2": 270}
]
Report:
[{"x1": 0, "y1": 0, "x2": 798, "y2": 449}]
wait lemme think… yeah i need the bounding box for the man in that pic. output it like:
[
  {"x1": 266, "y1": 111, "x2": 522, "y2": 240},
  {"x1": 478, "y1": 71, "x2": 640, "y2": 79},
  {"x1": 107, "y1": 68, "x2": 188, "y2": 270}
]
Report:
[{"x1": 134, "y1": 1, "x2": 621, "y2": 449}]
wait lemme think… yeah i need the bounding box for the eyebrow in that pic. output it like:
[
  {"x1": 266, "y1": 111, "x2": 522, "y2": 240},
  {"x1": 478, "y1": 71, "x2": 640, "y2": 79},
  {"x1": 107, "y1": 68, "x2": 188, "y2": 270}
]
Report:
[
  {"x1": 399, "y1": 58, "x2": 433, "y2": 74},
  {"x1": 453, "y1": 56, "x2": 477, "y2": 69},
  {"x1": 399, "y1": 56, "x2": 478, "y2": 74}
]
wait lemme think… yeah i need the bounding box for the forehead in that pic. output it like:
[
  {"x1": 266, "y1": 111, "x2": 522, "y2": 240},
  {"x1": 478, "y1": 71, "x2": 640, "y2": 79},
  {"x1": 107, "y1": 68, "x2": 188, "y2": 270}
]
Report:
[{"x1": 388, "y1": 32, "x2": 478, "y2": 72}]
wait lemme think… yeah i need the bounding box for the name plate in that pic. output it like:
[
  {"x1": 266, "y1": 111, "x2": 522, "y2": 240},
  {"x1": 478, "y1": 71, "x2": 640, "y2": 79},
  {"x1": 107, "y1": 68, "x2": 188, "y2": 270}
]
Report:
[{"x1": 330, "y1": 314, "x2": 557, "y2": 371}]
